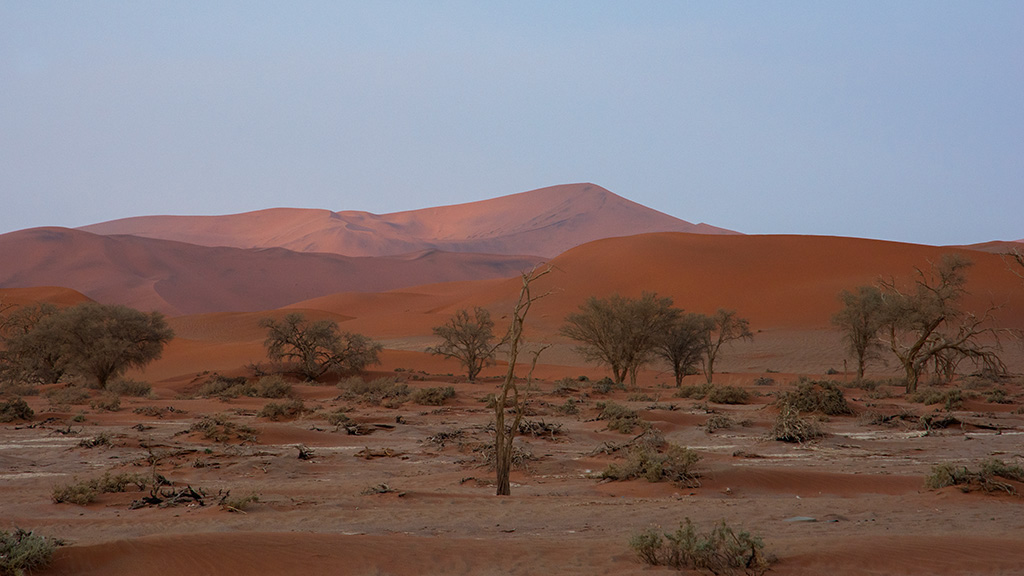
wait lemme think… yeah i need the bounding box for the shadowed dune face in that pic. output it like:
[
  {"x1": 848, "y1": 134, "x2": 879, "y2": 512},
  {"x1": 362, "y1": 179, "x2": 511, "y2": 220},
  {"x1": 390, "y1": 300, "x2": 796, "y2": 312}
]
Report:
[
  {"x1": 0, "y1": 227, "x2": 543, "y2": 315},
  {"x1": 78, "y1": 183, "x2": 737, "y2": 258}
]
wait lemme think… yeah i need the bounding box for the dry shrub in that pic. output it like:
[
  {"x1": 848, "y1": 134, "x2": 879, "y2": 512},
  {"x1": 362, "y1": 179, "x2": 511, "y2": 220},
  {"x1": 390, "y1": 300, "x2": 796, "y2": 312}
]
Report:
[
  {"x1": 90, "y1": 393, "x2": 121, "y2": 412},
  {"x1": 707, "y1": 385, "x2": 751, "y2": 405},
  {"x1": 107, "y1": 378, "x2": 152, "y2": 397},
  {"x1": 411, "y1": 386, "x2": 455, "y2": 406},
  {"x1": 630, "y1": 519, "x2": 772, "y2": 575},
  {"x1": 341, "y1": 376, "x2": 410, "y2": 407},
  {"x1": 926, "y1": 459, "x2": 1024, "y2": 495},
  {"x1": 219, "y1": 491, "x2": 259, "y2": 512},
  {"x1": 705, "y1": 414, "x2": 734, "y2": 433},
  {"x1": 257, "y1": 399, "x2": 308, "y2": 421},
  {"x1": 52, "y1": 472, "x2": 150, "y2": 505},
  {"x1": 778, "y1": 379, "x2": 853, "y2": 416},
  {"x1": 674, "y1": 382, "x2": 712, "y2": 399},
  {"x1": 554, "y1": 398, "x2": 580, "y2": 416},
  {"x1": 473, "y1": 442, "x2": 534, "y2": 470},
  {"x1": 45, "y1": 386, "x2": 91, "y2": 407},
  {"x1": 603, "y1": 443, "x2": 702, "y2": 488},
  {"x1": 0, "y1": 397, "x2": 33, "y2": 423},
  {"x1": 0, "y1": 528, "x2": 62, "y2": 576},
  {"x1": 596, "y1": 402, "x2": 648, "y2": 434},
  {"x1": 909, "y1": 387, "x2": 965, "y2": 411},
  {"x1": 770, "y1": 402, "x2": 823, "y2": 443},
  {"x1": 189, "y1": 414, "x2": 258, "y2": 443}
]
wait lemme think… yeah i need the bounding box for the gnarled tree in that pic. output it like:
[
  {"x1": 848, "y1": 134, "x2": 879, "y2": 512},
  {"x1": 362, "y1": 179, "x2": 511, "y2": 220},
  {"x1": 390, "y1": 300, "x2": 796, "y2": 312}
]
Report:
[
  {"x1": 699, "y1": 309, "x2": 753, "y2": 385},
  {"x1": 560, "y1": 293, "x2": 679, "y2": 387},
  {"x1": 427, "y1": 306, "x2": 500, "y2": 382},
  {"x1": 260, "y1": 313, "x2": 381, "y2": 381},
  {"x1": 878, "y1": 253, "x2": 1005, "y2": 393}
]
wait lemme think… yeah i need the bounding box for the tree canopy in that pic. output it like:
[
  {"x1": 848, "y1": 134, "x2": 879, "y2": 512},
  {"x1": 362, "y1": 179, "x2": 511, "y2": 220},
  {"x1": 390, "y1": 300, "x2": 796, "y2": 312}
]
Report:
[
  {"x1": 427, "y1": 306, "x2": 499, "y2": 382},
  {"x1": 260, "y1": 313, "x2": 381, "y2": 381}
]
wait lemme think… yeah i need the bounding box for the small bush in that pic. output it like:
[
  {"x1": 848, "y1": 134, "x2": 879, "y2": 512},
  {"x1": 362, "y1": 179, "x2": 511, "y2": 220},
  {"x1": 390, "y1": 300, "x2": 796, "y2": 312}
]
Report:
[
  {"x1": 0, "y1": 528, "x2": 62, "y2": 576},
  {"x1": 52, "y1": 472, "x2": 149, "y2": 505},
  {"x1": 596, "y1": 402, "x2": 648, "y2": 434},
  {"x1": 324, "y1": 410, "x2": 351, "y2": 427},
  {"x1": 341, "y1": 377, "x2": 410, "y2": 407},
  {"x1": 90, "y1": 393, "x2": 121, "y2": 412},
  {"x1": 411, "y1": 386, "x2": 455, "y2": 406},
  {"x1": 258, "y1": 399, "x2": 308, "y2": 421},
  {"x1": 909, "y1": 387, "x2": 964, "y2": 411},
  {"x1": 0, "y1": 398, "x2": 33, "y2": 423},
  {"x1": 705, "y1": 414, "x2": 734, "y2": 433},
  {"x1": 189, "y1": 415, "x2": 258, "y2": 443},
  {"x1": 592, "y1": 377, "x2": 625, "y2": 394},
  {"x1": 630, "y1": 519, "x2": 772, "y2": 575},
  {"x1": 219, "y1": 491, "x2": 259, "y2": 512},
  {"x1": 107, "y1": 378, "x2": 152, "y2": 397},
  {"x1": 45, "y1": 386, "x2": 91, "y2": 407},
  {"x1": 603, "y1": 443, "x2": 702, "y2": 488},
  {"x1": 554, "y1": 398, "x2": 580, "y2": 416},
  {"x1": 253, "y1": 375, "x2": 292, "y2": 398},
  {"x1": 771, "y1": 402, "x2": 823, "y2": 443},
  {"x1": 986, "y1": 388, "x2": 1011, "y2": 404},
  {"x1": 674, "y1": 382, "x2": 712, "y2": 399},
  {"x1": 707, "y1": 385, "x2": 750, "y2": 405},
  {"x1": 926, "y1": 459, "x2": 1024, "y2": 494},
  {"x1": 778, "y1": 379, "x2": 853, "y2": 416},
  {"x1": 753, "y1": 376, "x2": 775, "y2": 386},
  {"x1": 196, "y1": 374, "x2": 255, "y2": 399}
]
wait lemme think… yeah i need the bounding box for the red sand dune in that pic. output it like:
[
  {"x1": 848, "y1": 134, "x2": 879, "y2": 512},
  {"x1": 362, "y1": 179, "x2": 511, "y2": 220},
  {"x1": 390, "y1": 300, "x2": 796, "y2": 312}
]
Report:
[
  {"x1": 0, "y1": 286, "x2": 91, "y2": 308},
  {"x1": 78, "y1": 183, "x2": 737, "y2": 258},
  {"x1": 0, "y1": 227, "x2": 542, "y2": 315}
]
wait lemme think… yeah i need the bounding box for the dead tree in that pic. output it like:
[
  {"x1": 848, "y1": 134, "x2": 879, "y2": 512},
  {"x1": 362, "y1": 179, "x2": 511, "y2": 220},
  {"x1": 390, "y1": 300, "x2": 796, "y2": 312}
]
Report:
[{"x1": 494, "y1": 266, "x2": 552, "y2": 496}]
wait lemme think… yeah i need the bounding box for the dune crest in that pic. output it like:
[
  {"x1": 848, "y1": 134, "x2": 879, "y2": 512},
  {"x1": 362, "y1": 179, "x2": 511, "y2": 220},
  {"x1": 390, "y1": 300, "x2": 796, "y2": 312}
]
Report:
[{"x1": 78, "y1": 183, "x2": 737, "y2": 258}]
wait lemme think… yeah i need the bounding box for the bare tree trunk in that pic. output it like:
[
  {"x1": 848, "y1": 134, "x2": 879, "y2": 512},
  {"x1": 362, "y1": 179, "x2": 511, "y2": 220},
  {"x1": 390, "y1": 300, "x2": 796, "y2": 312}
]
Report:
[{"x1": 494, "y1": 266, "x2": 551, "y2": 496}]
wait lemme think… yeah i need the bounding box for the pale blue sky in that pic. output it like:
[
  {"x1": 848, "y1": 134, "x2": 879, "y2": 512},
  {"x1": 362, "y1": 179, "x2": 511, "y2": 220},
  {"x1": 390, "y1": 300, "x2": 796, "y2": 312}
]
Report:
[{"x1": 2, "y1": 2, "x2": 1021, "y2": 245}]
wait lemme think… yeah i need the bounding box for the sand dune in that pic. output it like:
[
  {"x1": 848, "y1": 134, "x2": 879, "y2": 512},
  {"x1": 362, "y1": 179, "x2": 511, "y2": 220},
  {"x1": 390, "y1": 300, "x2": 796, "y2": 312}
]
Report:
[
  {"x1": 78, "y1": 183, "x2": 737, "y2": 258},
  {"x1": 0, "y1": 227, "x2": 542, "y2": 315}
]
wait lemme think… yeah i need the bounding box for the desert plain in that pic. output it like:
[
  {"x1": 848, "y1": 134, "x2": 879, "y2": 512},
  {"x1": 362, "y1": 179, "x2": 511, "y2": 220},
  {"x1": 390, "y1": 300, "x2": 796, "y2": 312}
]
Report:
[{"x1": 3, "y1": 184, "x2": 1024, "y2": 575}]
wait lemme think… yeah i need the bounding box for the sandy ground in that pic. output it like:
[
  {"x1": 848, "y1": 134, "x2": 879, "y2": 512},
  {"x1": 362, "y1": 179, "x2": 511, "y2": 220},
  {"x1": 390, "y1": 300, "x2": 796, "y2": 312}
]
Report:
[{"x1": 4, "y1": 363, "x2": 1024, "y2": 576}]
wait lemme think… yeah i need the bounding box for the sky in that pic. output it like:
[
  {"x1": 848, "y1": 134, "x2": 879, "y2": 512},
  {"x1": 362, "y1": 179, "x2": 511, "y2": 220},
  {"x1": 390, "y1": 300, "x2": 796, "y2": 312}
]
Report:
[{"x1": 1, "y1": 2, "x2": 1022, "y2": 246}]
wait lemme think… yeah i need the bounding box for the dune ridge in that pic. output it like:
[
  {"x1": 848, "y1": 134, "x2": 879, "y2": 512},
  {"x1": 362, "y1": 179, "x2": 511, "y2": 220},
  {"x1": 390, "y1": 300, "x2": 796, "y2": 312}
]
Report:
[{"x1": 78, "y1": 183, "x2": 737, "y2": 258}]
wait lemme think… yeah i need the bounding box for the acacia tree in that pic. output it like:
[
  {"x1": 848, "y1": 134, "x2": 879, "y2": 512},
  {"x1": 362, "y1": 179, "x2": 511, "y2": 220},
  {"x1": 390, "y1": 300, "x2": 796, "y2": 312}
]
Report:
[
  {"x1": 832, "y1": 285, "x2": 886, "y2": 381},
  {"x1": 1, "y1": 302, "x2": 173, "y2": 388},
  {"x1": 878, "y1": 254, "x2": 1004, "y2": 393},
  {"x1": 655, "y1": 312, "x2": 709, "y2": 387},
  {"x1": 0, "y1": 303, "x2": 63, "y2": 383},
  {"x1": 427, "y1": 307, "x2": 500, "y2": 382},
  {"x1": 699, "y1": 309, "x2": 753, "y2": 385},
  {"x1": 494, "y1": 266, "x2": 551, "y2": 496},
  {"x1": 260, "y1": 313, "x2": 381, "y2": 381},
  {"x1": 560, "y1": 293, "x2": 679, "y2": 387}
]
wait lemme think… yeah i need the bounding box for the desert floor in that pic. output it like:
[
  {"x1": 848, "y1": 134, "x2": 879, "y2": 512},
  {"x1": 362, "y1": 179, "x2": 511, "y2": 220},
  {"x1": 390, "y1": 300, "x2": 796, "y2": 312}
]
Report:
[{"x1": 4, "y1": 358, "x2": 1024, "y2": 576}]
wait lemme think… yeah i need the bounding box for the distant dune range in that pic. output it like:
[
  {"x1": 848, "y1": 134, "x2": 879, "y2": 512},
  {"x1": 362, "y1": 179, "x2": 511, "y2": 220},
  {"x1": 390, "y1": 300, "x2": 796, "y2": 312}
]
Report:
[{"x1": 78, "y1": 183, "x2": 736, "y2": 258}]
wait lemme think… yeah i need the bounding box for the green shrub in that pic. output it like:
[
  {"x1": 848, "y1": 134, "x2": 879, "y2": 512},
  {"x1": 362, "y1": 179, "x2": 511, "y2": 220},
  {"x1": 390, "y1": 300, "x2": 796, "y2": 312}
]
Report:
[
  {"x1": 630, "y1": 519, "x2": 772, "y2": 575},
  {"x1": 0, "y1": 528, "x2": 62, "y2": 576},
  {"x1": 107, "y1": 378, "x2": 152, "y2": 397},
  {"x1": 707, "y1": 385, "x2": 750, "y2": 405},
  {"x1": 258, "y1": 399, "x2": 308, "y2": 421},
  {"x1": 603, "y1": 443, "x2": 702, "y2": 488},
  {"x1": 0, "y1": 398, "x2": 33, "y2": 423},
  {"x1": 411, "y1": 386, "x2": 455, "y2": 406},
  {"x1": 778, "y1": 379, "x2": 853, "y2": 416},
  {"x1": 986, "y1": 388, "x2": 1011, "y2": 404}
]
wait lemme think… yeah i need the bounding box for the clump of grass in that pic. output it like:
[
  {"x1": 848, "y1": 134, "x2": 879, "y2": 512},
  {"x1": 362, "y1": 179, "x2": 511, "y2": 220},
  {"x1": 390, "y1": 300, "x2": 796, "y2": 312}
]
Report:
[
  {"x1": 592, "y1": 377, "x2": 625, "y2": 395},
  {"x1": 707, "y1": 385, "x2": 751, "y2": 405},
  {"x1": 596, "y1": 402, "x2": 648, "y2": 434},
  {"x1": 630, "y1": 519, "x2": 772, "y2": 575},
  {"x1": 196, "y1": 374, "x2": 254, "y2": 399},
  {"x1": 106, "y1": 378, "x2": 152, "y2": 397},
  {"x1": 340, "y1": 376, "x2": 410, "y2": 408},
  {"x1": 554, "y1": 398, "x2": 580, "y2": 416},
  {"x1": 770, "y1": 402, "x2": 824, "y2": 443},
  {"x1": 986, "y1": 388, "x2": 1012, "y2": 404},
  {"x1": 778, "y1": 379, "x2": 854, "y2": 416},
  {"x1": 323, "y1": 409, "x2": 351, "y2": 427},
  {"x1": 0, "y1": 397, "x2": 33, "y2": 423},
  {"x1": 411, "y1": 386, "x2": 455, "y2": 406},
  {"x1": 188, "y1": 415, "x2": 258, "y2": 443},
  {"x1": 253, "y1": 375, "x2": 292, "y2": 398},
  {"x1": 925, "y1": 459, "x2": 1024, "y2": 495},
  {"x1": 0, "y1": 528, "x2": 63, "y2": 576},
  {"x1": 603, "y1": 443, "x2": 702, "y2": 488},
  {"x1": 257, "y1": 399, "x2": 309, "y2": 421}
]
